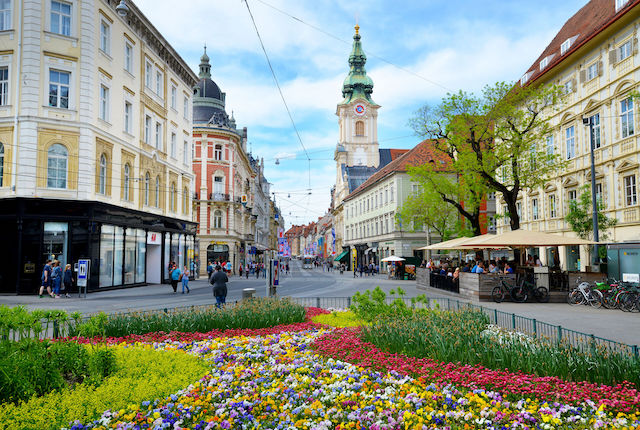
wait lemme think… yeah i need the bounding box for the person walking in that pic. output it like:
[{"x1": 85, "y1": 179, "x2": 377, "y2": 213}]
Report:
[
  {"x1": 39, "y1": 260, "x2": 53, "y2": 298},
  {"x1": 255, "y1": 263, "x2": 260, "y2": 279},
  {"x1": 181, "y1": 265, "x2": 190, "y2": 294},
  {"x1": 207, "y1": 261, "x2": 214, "y2": 278},
  {"x1": 245, "y1": 263, "x2": 250, "y2": 279},
  {"x1": 51, "y1": 260, "x2": 62, "y2": 298},
  {"x1": 62, "y1": 263, "x2": 73, "y2": 298},
  {"x1": 238, "y1": 264, "x2": 243, "y2": 278},
  {"x1": 170, "y1": 263, "x2": 180, "y2": 293},
  {"x1": 210, "y1": 265, "x2": 228, "y2": 309}
]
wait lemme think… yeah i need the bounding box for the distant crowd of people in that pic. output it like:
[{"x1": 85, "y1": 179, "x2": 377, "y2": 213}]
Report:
[{"x1": 422, "y1": 256, "x2": 523, "y2": 286}]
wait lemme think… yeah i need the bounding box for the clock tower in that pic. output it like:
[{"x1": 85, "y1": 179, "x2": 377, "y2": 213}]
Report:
[{"x1": 334, "y1": 25, "x2": 380, "y2": 205}]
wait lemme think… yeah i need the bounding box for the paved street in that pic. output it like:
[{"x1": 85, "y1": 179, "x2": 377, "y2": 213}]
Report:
[{"x1": 1, "y1": 259, "x2": 638, "y2": 347}]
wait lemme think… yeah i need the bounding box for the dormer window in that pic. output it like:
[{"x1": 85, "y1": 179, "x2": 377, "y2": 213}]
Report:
[
  {"x1": 540, "y1": 57, "x2": 550, "y2": 70},
  {"x1": 520, "y1": 71, "x2": 533, "y2": 85},
  {"x1": 616, "y1": 0, "x2": 630, "y2": 12},
  {"x1": 560, "y1": 36, "x2": 578, "y2": 55}
]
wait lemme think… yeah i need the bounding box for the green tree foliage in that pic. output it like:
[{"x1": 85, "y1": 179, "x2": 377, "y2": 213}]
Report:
[{"x1": 410, "y1": 81, "x2": 565, "y2": 230}]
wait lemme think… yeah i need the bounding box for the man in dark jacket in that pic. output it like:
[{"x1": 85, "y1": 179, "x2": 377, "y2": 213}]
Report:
[{"x1": 210, "y1": 265, "x2": 228, "y2": 308}]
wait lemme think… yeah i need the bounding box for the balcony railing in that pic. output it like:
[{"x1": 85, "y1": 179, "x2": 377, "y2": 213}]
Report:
[{"x1": 209, "y1": 193, "x2": 230, "y2": 202}]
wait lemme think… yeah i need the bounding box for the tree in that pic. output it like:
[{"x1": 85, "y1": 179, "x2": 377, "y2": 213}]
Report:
[
  {"x1": 397, "y1": 186, "x2": 459, "y2": 242},
  {"x1": 410, "y1": 81, "x2": 565, "y2": 230},
  {"x1": 565, "y1": 184, "x2": 617, "y2": 261}
]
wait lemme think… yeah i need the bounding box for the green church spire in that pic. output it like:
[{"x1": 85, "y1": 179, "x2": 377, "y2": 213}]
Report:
[{"x1": 340, "y1": 25, "x2": 376, "y2": 105}]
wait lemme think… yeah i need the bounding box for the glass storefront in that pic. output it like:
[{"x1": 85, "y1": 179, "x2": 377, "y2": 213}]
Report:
[
  {"x1": 99, "y1": 225, "x2": 114, "y2": 288},
  {"x1": 170, "y1": 234, "x2": 179, "y2": 267},
  {"x1": 124, "y1": 228, "x2": 136, "y2": 284},
  {"x1": 566, "y1": 245, "x2": 580, "y2": 271},
  {"x1": 136, "y1": 229, "x2": 146, "y2": 283},
  {"x1": 114, "y1": 226, "x2": 124, "y2": 286},
  {"x1": 43, "y1": 222, "x2": 68, "y2": 267},
  {"x1": 179, "y1": 234, "x2": 185, "y2": 269},
  {"x1": 164, "y1": 232, "x2": 171, "y2": 279}
]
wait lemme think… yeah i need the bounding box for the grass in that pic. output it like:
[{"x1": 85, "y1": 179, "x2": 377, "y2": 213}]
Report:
[{"x1": 311, "y1": 310, "x2": 366, "y2": 327}]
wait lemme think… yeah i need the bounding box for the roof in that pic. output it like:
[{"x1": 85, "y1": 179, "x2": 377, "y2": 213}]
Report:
[
  {"x1": 341, "y1": 148, "x2": 409, "y2": 193},
  {"x1": 344, "y1": 139, "x2": 449, "y2": 201},
  {"x1": 524, "y1": 0, "x2": 640, "y2": 86},
  {"x1": 379, "y1": 148, "x2": 409, "y2": 167}
]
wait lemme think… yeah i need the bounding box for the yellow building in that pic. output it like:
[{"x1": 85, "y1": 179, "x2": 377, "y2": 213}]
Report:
[
  {"x1": 0, "y1": 0, "x2": 197, "y2": 293},
  {"x1": 497, "y1": 0, "x2": 640, "y2": 274}
]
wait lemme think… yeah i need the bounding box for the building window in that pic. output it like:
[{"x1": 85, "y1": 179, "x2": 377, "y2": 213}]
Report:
[
  {"x1": 98, "y1": 154, "x2": 106, "y2": 195},
  {"x1": 560, "y1": 38, "x2": 572, "y2": 55},
  {"x1": 171, "y1": 85, "x2": 176, "y2": 109},
  {"x1": 625, "y1": 174, "x2": 637, "y2": 206},
  {"x1": 183, "y1": 141, "x2": 188, "y2": 164},
  {"x1": 565, "y1": 126, "x2": 575, "y2": 159},
  {"x1": 213, "y1": 176, "x2": 223, "y2": 194},
  {"x1": 124, "y1": 101, "x2": 132, "y2": 134},
  {"x1": 385, "y1": 189, "x2": 388, "y2": 204},
  {"x1": 539, "y1": 57, "x2": 549, "y2": 70},
  {"x1": 586, "y1": 62, "x2": 598, "y2": 81},
  {"x1": 595, "y1": 183, "x2": 603, "y2": 205},
  {"x1": 48, "y1": 70, "x2": 70, "y2": 109},
  {"x1": 549, "y1": 195, "x2": 556, "y2": 218},
  {"x1": 0, "y1": 67, "x2": 8, "y2": 106},
  {"x1": 213, "y1": 210, "x2": 223, "y2": 229},
  {"x1": 568, "y1": 189, "x2": 577, "y2": 204},
  {"x1": 214, "y1": 144, "x2": 222, "y2": 160},
  {"x1": 155, "y1": 122, "x2": 161, "y2": 150},
  {"x1": 390, "y1": 186, "x2": 394, "y2": 202},
  {"x1": 516, "y1": 202, "x2": 522, "y2": 219},
  {"x1": 170, "y1": 183, "x2": 176, "y2": 212},
  {"x1": 619, "y1": 40, "x2": 632, "y2": 61},
  {"x1": 616, "y1": 0, "x2": 630, "y2": 11},
  {"x1": 47, "y1": 144, "x2": 67, "y2": 189},
  {"x1": 51, "y1": 1, "x2": 71, "y2": 36},
  {"x1": 562, "y1": 80, "x2": 573, "y2": 94},
  {"x1": 144, "y1": 115, "x2": 151, "y2": 145},
  {"x1": 589, "y1": 113, "x2": 601, "y2": 149},
  {"x1": 183, "y1": 187, "x2": 188, "y2": 214},
  {"x1": 0, "y1": 142, "x2": 3, "y2": 187},
  {"x1": 123, "y1": 163, "x2": 130, "y2": 201},
  {"x1": 355, "y1": 121, "x2": 364, "y2": 136},
  {"x1": 144, "y1": 172, "x2": 149, "y2": 205},
  {"x1": 145, "y1": 61, "x2": 152, "y2": 88},
  {"x1": 100, "y1": 20, "x2": 110, "y2": 54},
  {"x1": 183, "y1": 96, "x2": 189, "y2": 119},
  {"x1": 99, "y1": 85, "x2": 109, "y2": 122},
  {"x1": 621, "y1": 97, "x2": 634, "y2": 138},
  {"x1": 155, "y1": 176, "x2": 160, "y2": 207},
  {"x1": 170, "y1": 133, "x2": 176, "y2": 158},
  {"x1": 532, "y1": 198, "x2": 538, "y2": 220},
  {"x1": 0, "y1": 0, "x2": 10, "y2": 31},
  {"x1": 155, "y1": 71, "x2": 162, "y2": 96},
  {"x1": 124, "y1": 42, "x2": 133, "y2": 73}
]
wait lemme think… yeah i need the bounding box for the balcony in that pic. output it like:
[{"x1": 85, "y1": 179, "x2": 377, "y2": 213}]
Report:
[{"x1": 209, "y1": 192, "x2": 230, "y2": 202}]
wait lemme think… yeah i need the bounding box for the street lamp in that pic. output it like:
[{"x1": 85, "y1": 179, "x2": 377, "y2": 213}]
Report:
[
  {"x1": 115, "y1": 0, "x2": 129, "y2": 17},
  {"x1": 582, "y1": 116, "x2": 599, "y2": 269}
]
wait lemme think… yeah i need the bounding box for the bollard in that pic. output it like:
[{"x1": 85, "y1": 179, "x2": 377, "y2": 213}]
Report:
[{"x1": 316, "y1": 297, "x2": 321, "y2": 309}]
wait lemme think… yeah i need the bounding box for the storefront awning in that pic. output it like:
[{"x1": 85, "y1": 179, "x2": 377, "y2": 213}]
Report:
[{"x1": 334, "y1": 250, "x2": 349, "y2": 262}]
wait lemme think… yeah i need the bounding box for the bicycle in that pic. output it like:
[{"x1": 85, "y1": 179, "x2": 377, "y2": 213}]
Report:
[
  {"x1": 510, "y1": 277, "x2": 550, "y2": 303},
  {"x1": 491, "y1": 276, "x2": 515, "y2": 303},
  {"x1": 567, "y1": 278, "x2": 603, "y2": 308}
]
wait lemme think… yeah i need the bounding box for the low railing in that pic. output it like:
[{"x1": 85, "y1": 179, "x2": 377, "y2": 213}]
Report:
[
  {"x1": 209, "y1": 192, "x2": 230, "y2": 201},
  {"x1": 3, "y1": 296, "x2": 638, "y2": 358}
]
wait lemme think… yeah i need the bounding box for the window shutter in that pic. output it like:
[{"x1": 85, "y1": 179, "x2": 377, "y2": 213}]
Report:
[
  {"x1": 609, "y1": 49, "x2": 617, "y2": 65},
  {"x1": 633, "y1": 37, "x2": 639, "y2": 55},
  {"x1": 598, "y1": 60, "x2": 603, "y2": 76},
  {"x1": 571, "y1": 78, "x2": 577, "y2": 92},
  {"x1": 579, "y1": 70, "x2": 586, "y2": 83}
]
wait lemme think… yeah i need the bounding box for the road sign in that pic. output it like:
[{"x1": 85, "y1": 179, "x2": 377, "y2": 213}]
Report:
[{"x1": 77, "y1": 258, "x2": 90, "y2": 298}]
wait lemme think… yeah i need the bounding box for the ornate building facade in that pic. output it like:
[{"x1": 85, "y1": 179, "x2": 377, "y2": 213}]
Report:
[{"x1": 0, "y1": 0, "x2": 197, "y2": 294}]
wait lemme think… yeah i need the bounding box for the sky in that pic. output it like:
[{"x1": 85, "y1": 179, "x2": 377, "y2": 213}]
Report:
[{"x1": 136, "y1": 0, "x2": 588, "y2": 228}]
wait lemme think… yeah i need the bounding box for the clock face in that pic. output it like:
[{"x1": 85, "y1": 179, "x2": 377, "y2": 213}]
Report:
[{"x1": 354, "y1": 104, "x2": 366, "y2": 116}]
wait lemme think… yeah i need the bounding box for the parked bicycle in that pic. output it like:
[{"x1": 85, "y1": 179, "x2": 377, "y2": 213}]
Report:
[
  {"x1": 491, "y1": 276, "x2": 549, "y2": 303},
  {"x1": 567, "y1": 278, "x2": 603, "y2": 308},
  {"x1": 595, "y1": 279, "x2": 639, "y2": 312}
]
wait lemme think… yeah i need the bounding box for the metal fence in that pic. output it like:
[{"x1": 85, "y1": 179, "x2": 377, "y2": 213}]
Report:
[{"x1": 4, "y1": 295, "x2": 638, "y2": 358}]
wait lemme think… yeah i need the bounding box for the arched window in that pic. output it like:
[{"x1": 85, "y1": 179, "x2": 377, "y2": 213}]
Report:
[
  {"x1": 47, "y1": 143, "x2": 68, "y2": 188},
  {"x1": 214, "y1": 144, "x2": 222, "y2": 160},
  {"x1": 170, "y1": 182, "x2": 176, "y2": 211},
  {"x1": 144, "y1": 172, "x2": 150, "y2": 205},
  {"x1": 123, "y1": 163, "x2": 130, "y2": 201},
  {"x1": 0, "y1": 142, "x2": 4, "y2": 187},
  {"x1": 183, "y1": 187, "x2": 188, "y2": 213},
  {"x1": 155, "y1": 176, "x2": 160, "y2": 207},
  {"x1": 213, "y1": 209, "x2": 223, "y2": 229},
  {"x1": 355, "y1": 120, "x2": 365, "y2": 136},
  {"x1": 98, "y1": 154, "x2": 107, "y2": 194}
]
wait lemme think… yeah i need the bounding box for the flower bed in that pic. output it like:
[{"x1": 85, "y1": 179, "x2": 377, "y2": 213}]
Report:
[
  {"x1": 66, "y1": 329, "x2": 637, "y2": 429},
  {"x1": 313, "y1": 327, "x2": 640, "y2": 415}
]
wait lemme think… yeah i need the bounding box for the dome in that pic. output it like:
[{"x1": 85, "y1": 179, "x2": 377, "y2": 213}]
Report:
[
  {"x1": 196, "y1": 78, "x2": 223, "y2": 101},
  {"x1": 193, "y1": 105, "x2": 229, "y2": 126}
]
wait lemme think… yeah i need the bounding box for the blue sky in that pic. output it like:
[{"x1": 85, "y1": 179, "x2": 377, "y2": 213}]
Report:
[{"x1": 137, "y1": 0, "x2": 587, "y2": 228}]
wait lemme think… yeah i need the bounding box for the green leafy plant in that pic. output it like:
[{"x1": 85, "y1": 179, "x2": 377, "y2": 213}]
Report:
[{"x1": 350, "y1": 287, "x2": 428, "y2": 323}]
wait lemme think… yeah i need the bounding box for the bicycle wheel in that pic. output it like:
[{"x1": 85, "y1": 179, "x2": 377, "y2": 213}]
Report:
[
  {"x1": 619, "y1": 293, "x2": 636, "y2": 312},
  {"x1": 533, "y1": 287, "x2": 550, "y2": 303},
  {"x1": 589, "y1": 289, "x2": 603, "y2": 309},
  {"x1": 601, "y1": 292, "x2": 617, "y2": 309},
  {"x1": 511, "y1": 286, "x2": 528, "y2": 303},
  {"x1": 567, "y1": 290, "x2": 584, "y2": 306},
  {"x1": 492, "y1": 286, "x2": 506, "y2": 303}
]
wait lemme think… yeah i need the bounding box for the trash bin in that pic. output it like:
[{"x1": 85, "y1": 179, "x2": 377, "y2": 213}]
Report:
[{"x1": 242, "y1": 288, "x2": 256, "y2": 299}]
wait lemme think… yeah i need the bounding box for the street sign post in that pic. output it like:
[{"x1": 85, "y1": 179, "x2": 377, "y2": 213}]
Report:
[{"x1": 77, "y1": 258, "x2": 90, "y2": 298}]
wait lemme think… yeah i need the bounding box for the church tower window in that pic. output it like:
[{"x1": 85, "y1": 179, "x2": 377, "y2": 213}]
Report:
[{"x1": 355, "y1": 121, "x2": 364, "y2": 136}]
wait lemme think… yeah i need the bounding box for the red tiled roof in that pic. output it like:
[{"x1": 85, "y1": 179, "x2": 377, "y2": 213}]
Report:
[
  {"x1": 525, "y1": 0, "x2": 640, "y2": 86},
  {"x1": 389, "y1": 149, "x2": 409, "y2": 160},
  {"x1": 345, "y1": 139, "x2": 449, "y2": 201}
]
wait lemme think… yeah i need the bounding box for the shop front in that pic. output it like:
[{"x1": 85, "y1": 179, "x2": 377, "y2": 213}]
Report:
[{"x1": 0, "y1": 198, "x2": 197, "y2": 295}]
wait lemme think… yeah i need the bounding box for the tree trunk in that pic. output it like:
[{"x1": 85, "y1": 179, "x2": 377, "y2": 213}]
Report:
[{"x1": 504, "y1": 193, "x2": 520, "y2": 231}]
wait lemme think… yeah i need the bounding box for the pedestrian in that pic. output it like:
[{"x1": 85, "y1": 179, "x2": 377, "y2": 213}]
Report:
[
  {"x1": 353, "y1": 263, "x2": 357, "y2": 278},
  {"x1": 52, "y1": 260, "x2": 62, "y2": 298},
  {"x1": 181, "y1": 265, "x2": 190, "y2": 294},
  {"x1": 225, "y1": 260, "x2": 232, "y2": 274},
  {"x1": 256, "y1": 263, "x2": 260, "y2": 279},
  {"x1": 239, "y1": 264, "x2": 243, "y2": 277},
  {"x1": 207, "y1": 261, "x2": 214, "y2": 278},
  {"x1": 39, "y1": 259, "x2": 53, "y2": 298},
  {"x1": 62, "y1": 263, "x2": 73, "y2": 298},
  {"x1": 210, "y1": 265, "x2": 228, "y2": 309},
  {"x1": 245, "y1": 263, "x2": 250, "y2": 279},
  {"x1": 170, "y1": 263, "x2": 180, "y2": 293}
]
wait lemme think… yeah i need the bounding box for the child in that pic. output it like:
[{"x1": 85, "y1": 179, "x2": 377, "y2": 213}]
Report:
[{"x1": 181, "y1": 265, "x2": 190, "y2": 294}]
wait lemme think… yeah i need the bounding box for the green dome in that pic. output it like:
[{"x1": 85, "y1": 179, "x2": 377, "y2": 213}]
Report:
[{"x1": 340, "y1": 25, "x2": 376, "y2": 105}]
